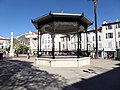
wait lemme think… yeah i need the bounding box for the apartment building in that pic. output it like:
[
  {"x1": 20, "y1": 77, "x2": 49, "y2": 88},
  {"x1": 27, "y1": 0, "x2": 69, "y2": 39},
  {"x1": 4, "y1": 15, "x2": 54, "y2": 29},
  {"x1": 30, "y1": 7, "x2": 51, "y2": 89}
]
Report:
[
  {"x1": 25, "y1": 31, "x2": 38, "y2": 52},
  {"x1": 60, "y1": 19, "x2": 120, "y2": 59},
  {"x1": 83, "y1": 20, "x2": 120, "y2": 59},
  {"x1": 0, "y1": 36, "x2": 9, "y2": 50},
  {"x1": 102, "y1": 20, "x2": 120, "y2": 59}
]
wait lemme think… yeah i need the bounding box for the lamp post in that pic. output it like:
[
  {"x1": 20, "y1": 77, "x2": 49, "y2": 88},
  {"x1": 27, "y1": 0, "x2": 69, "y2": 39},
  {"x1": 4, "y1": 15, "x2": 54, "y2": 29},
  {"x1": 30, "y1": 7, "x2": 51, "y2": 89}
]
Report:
[{"x1": 93, "y1": 0, "x2": 98, "y2": 58}]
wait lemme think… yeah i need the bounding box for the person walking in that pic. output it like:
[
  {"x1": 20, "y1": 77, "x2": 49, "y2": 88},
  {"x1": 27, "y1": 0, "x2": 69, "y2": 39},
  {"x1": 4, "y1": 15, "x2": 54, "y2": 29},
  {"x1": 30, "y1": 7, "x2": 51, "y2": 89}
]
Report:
[{"x1": 27, "y1": 49, "x2": 30, "y2": 59}]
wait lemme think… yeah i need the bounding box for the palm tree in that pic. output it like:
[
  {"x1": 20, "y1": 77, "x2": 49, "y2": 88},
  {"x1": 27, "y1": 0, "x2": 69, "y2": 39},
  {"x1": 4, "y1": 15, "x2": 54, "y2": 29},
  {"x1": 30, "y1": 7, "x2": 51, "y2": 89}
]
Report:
[{"x1": 88, "y1": 0, "x2": 98, "y2": 58}]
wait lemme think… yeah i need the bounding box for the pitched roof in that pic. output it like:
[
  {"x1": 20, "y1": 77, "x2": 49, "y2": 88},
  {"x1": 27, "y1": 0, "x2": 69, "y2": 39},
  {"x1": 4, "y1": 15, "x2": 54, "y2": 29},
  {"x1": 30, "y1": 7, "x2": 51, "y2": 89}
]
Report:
[
  {"x1": 0, "y1": 36, "x2": 10, "y2": 40},
  {"x1": 32, "y1": 12, "x2": 93, "y2": 34}
]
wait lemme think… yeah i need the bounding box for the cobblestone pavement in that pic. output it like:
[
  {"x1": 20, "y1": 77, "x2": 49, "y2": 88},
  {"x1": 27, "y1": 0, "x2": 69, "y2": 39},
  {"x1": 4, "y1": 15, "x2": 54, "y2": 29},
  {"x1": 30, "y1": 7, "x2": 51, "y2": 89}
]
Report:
[{"x1": 0, "y1": 56, "x2": 120, "y2": 90}]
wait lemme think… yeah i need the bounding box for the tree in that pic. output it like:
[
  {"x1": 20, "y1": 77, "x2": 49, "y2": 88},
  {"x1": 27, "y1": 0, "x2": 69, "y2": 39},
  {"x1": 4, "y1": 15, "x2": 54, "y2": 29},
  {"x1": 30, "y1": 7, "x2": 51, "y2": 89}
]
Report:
[
  {"x1": 13, "y1": 35, "x2": 30, "y2": 54},
  {"x1": 17, "y1": 45, "x2": 29, "y2": 54}
]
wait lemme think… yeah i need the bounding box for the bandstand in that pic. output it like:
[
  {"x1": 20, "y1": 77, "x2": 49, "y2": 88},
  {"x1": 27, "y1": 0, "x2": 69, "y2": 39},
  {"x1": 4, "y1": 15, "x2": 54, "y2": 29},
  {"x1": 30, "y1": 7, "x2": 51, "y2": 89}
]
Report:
[{"x1": 32, "y1": 12, "x2": 92, "y2": 67}]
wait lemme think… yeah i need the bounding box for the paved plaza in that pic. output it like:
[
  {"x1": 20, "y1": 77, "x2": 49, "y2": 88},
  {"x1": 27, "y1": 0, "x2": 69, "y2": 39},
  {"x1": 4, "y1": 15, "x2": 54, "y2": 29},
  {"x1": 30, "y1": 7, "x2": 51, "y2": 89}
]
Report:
[{"x1": 0, "y1": 56, "x2": 120, "y2": 90}]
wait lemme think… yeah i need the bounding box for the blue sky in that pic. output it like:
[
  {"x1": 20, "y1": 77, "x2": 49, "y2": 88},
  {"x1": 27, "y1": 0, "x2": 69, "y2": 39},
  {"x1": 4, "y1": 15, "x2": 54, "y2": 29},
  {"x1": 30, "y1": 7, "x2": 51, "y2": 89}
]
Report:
[{"x1": 0, "y1": 0, "x2": 120, "y2": 38}]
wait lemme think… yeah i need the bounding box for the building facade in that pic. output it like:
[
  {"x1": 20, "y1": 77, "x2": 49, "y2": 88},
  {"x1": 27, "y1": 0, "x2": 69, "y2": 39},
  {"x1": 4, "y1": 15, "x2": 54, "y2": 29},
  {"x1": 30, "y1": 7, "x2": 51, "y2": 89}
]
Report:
[
  {"x1": 102, "y1": 20, "x2": 120, "y2": 59},
  {"x1": 57, "y1": 20, "x2": 120, "y2": 59},
  {"x1": 84, "y1": 20, "x2": 120, "y2": 59},
  {"x1": 25, "y1": 31, "x2": 64, "y2": 55},
  {"x1": 25, "y1": 31, "x2": 38, "y2": 52},
  {"x1": 0, "y1": 36, "x2": 9, "y2": 51}
]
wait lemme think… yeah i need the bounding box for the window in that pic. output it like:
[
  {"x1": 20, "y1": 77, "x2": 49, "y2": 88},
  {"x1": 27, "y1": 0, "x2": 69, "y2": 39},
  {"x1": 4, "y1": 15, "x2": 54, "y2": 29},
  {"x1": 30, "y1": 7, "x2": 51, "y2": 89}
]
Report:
[
  {"x1": 74, "y1": 44, "x2": 76, "y2": 49},
  {"x1": 1, "y1": 45, "x2": 3, "y2": 49},
  {"x1": 48, "y1": 40, "x2": 50, "y2": 43},
  {"x1": 87, "y1": 37, "x2": 89, "y2": 42},
  {"x1": 48, "y1": 35, "x2": 50, "y2": 39},
  {"x1": 63, "y1": 44, "x2": 65, "y2": 48},
  {"x1": 119, "y1": 41, "x2": 120, "y2": 47},
  {"x1": 106, "y1": 26, "x2": 107, "y2": 30},
  {"x1": 116, "y1": 24, "x2": 120, "y2": 28},
  {"x1": 108, "y1": 33, "x2": 113, "y2": 38},
  {"x1": 108, "y1": 25, "x2": 112, "y2": 29},
  {"x1": 62, "y1": 38, "x2": 65, "y2": 41},
  {"x1": 93, "y1": 36, "x2": 94, "y2": 41},
  {"x1": 33, "y1": 38, "x2": 37, "y2": 40},
  {"x1": 45, "y1": 45, "x2": 47, "y2": 49},
  {"x1": 48, "y1": 45, "x2": 50, "y2": 48},
  {"x1": 45, "y1": 40, "x2": 47, "y2": 44},
  {"x1": 93, "y1": 44, "x2": 94, "y2": 48},
  {"x1": 118, "y1": 32, "x2": 120, "y2": 38},
  {"x1": 118, "y1": 24, "x2": 120, "y2": 28},
  {"x1": 106, "y1": 33, "x2": 113, "y2": 39},
  {"x1": 42, "y1": 40, "x2": 44, "y2": 44},
  {"x1": 99, "y1": 35, "x2": 101, "y2": 41},
  {"x1": 106, "y1": 33, "x2": 107, "y2": 38}
]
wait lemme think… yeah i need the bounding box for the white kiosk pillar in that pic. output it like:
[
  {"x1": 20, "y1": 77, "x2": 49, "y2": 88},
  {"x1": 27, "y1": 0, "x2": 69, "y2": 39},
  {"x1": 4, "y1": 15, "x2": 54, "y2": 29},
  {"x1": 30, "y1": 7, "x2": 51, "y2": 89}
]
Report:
[{"x1": 9, "y1": 32, "x2": 14, "y2": 56}]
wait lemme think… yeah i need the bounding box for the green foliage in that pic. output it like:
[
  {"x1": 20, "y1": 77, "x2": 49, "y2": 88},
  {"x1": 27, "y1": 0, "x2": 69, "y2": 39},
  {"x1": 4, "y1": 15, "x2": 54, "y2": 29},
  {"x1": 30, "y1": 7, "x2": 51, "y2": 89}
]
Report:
[
  {"x1": 13, "y1": 36, "x2": 30, "y2": 54},
  {"x1": 17, "y1": 45, "x2": 29, "y2": 54}
]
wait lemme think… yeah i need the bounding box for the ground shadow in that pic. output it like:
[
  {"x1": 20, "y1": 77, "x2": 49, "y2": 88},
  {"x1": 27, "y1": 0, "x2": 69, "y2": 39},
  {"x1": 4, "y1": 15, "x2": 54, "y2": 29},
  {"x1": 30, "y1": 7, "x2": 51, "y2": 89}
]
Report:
[
  {"x1": 63, "y1": 62, "x2": 120, "y2": 90},
  {"x1": 0, "y1": 59, "x2": 67, "y2": 90}
]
